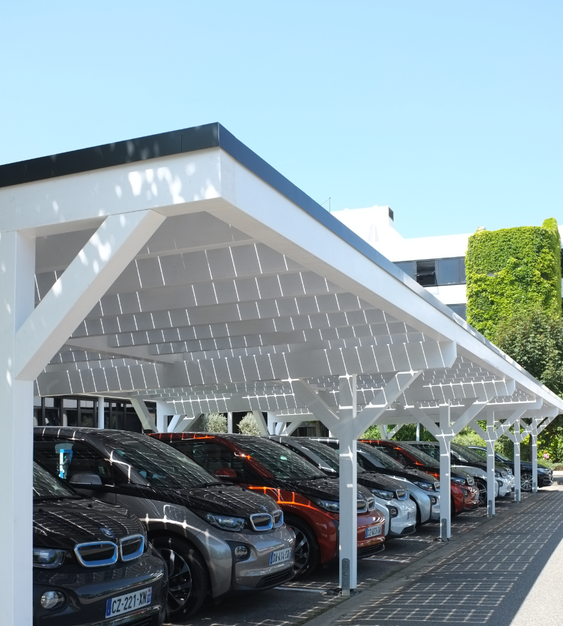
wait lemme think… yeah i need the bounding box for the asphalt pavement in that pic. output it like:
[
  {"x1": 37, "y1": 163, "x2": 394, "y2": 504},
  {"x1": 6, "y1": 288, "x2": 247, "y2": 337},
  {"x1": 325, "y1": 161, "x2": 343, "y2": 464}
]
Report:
[{"x1": 175, "y1": 472, "x2": 563, "y2": 626}]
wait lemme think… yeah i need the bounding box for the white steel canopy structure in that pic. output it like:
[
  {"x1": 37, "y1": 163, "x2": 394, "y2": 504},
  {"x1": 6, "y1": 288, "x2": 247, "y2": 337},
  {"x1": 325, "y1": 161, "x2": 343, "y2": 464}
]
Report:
[{"x1": 1, "y1": 123, "x2": 562, "y2": 624}]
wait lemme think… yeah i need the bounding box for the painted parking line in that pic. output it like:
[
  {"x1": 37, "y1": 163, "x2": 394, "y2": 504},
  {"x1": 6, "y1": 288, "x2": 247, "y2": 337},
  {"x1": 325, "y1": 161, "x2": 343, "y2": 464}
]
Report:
[
  {"x1": 276, "y1": 587, "x2": 328, "y2": 594},
  {"x1": 364, "y1": 558, "x2": 411, "y2": 563}
]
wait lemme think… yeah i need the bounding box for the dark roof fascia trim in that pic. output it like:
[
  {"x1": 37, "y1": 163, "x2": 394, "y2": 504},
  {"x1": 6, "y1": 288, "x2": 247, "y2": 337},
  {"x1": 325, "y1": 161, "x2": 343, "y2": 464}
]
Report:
[
  {"x1": 0, "y1": 123, "x2": 221, "y2": 189},
  {"x1": 0, "y1": 122, "x2": 489, "y2": 352}
]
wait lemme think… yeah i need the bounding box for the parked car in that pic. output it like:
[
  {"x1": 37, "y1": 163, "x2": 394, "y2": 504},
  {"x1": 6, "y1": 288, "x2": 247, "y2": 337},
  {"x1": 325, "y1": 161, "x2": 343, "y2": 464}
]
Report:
[
  {"x1": 467, "y1": 445, "x2": 553, "y2": 492},
  {"x1": 360, "y1": 439, "x2": 480, "y2": 515},
  {"x1": 312, "y1": 438, "x2": 440, "y2": 525},
  {"x1": 151, "y1": 432, "x2": 386, "y2": 578},
  {"x1": 33, "y1": 461, "x2": 168, "y2": 626},
  {"x1": 34, "y1": 427, "x2": 295, "y2": 620},
  {"x1": 406, "y1": 441, "x2": 513, "y2": 505},
  {"x1": 270, "y1": 436, "x2": 417, "y2": 538}
]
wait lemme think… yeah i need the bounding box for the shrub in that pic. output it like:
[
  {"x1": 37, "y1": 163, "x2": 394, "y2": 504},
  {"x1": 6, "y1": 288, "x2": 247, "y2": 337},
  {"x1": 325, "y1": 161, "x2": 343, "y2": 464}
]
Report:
[
  {"x1": 201, "y1": 412, "x2": 228, "y2": 433},
  {"x1": 237, "y1": 412, "x2": 262, "y2": 436}
]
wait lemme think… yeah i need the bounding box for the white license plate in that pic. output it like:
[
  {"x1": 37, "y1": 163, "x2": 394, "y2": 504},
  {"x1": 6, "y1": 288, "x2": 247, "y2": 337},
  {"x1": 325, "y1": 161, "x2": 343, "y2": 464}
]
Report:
[
  {"x1": 270, "y1": 547, "x2": 292, "y2": 565},
  {"x1": 105, "y1": 587, "x2": 152, "y2": 618},
  {"x1": 365, "y1": 524, "x2": 382, "y2": 538}
]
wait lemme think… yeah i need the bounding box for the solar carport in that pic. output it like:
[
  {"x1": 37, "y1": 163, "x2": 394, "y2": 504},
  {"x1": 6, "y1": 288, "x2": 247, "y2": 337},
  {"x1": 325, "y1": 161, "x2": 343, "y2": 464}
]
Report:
[{"x1": 2, "y1": 123, "x2": 562, "y2": 625}]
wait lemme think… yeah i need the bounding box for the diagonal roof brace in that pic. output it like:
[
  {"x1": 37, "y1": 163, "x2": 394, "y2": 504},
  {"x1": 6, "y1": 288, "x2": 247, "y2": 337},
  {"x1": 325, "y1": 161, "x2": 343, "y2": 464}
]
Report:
[{"x1": 15, "y1": 210, "x2": 166, "y2": 381}]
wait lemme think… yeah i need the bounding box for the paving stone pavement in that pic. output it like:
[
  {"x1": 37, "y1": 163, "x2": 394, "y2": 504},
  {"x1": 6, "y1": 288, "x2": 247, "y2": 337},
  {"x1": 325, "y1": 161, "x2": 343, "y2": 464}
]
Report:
[{"x1": 304, "y1": 474, "x2": 563, "y2": 626}]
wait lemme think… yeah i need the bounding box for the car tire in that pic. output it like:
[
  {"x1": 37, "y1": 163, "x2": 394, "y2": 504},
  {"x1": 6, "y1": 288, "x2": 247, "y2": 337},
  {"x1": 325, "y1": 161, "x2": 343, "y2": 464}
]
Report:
[
  {"x1": 152, "y1": 536, "x2": 208, "y2": 621},
  {"x1": 521, "y1": 472, "x2": 533, "y2": 492},
  {"x1": 475, "y1": 479, "x2": 487, "y2": 507},
  {"x1": 285, "y1": 516, "x2": 320, "y2": 579}
]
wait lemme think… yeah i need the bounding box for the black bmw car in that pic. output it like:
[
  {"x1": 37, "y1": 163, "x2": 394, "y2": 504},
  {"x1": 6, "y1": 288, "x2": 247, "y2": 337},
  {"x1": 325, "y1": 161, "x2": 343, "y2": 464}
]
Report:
[
  {"x1": 33, "y1": 461, "x2": 167, "y2": 626},
  {"x1": 467, "y1": 445, "x2": 553, "y2": 491}
]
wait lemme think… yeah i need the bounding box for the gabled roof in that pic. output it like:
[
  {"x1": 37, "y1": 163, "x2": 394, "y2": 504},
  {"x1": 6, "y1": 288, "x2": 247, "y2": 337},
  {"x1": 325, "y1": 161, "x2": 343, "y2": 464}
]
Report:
[{"x1": 2, "y1": 123, "x2": 561, "y2": 431}]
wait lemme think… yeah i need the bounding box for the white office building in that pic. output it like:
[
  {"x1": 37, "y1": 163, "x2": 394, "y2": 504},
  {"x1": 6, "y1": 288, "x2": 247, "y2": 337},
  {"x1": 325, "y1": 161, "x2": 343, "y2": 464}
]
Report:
[{"x1": 332, "y1": 205, "x2": 563, "y2": 321}]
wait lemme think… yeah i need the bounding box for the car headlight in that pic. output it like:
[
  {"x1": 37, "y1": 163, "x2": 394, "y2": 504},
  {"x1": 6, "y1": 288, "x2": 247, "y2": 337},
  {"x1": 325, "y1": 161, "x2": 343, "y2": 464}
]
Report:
[
  {"x1": 33, "y1": 548, "x2": 66, "y2": 569},
  {"x1": 313, "y1": 498, "x2": 340, "y2": 513},
  {"x1": 413, "y1": 481, "x2": 434, "y2": 491},
  {"x1": 372, "y1": 489, "x2": 394, "y2": 501},
  {"x1": 204, "y1": 512, "x2": 246, "y2": 532},
  {"x1": 451, "y1": 476, "x2": 469, "y2": 486}
]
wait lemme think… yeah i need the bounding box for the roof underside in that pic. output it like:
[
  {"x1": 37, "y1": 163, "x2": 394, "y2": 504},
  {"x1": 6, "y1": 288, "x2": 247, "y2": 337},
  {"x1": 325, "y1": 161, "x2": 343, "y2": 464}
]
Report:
[{"x1": 2, "y1": 123, "x2": 562, "y2": 429}]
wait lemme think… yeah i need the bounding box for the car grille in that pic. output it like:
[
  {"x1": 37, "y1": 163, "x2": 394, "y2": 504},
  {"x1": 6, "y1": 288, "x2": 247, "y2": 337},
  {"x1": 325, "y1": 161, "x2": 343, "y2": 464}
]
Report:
[
  {"x1": 74, "y1": 534, "x2": 145, "y2": 567},
  {"x1": 120, "y1": 534, "x2": 145, "y2": 561},
  {"x1": 358, "y1": 542, "x2": 385, "y2": 559},
  {"x1": 250, "y1": 513, "x2": 275, "y2": 531},
  {"x1": 256, "y1": 568, "x2": 294, "y2": 588},
  {"x1": 75, "y1": 541, "x2": 118, "y2": 567}
]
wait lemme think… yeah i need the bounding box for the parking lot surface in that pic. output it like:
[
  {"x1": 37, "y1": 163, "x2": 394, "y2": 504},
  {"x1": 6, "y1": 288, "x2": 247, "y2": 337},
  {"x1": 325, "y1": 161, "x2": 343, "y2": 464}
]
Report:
[{"x1": 171, "y1": 473, "x2": 563, "y2": 626}]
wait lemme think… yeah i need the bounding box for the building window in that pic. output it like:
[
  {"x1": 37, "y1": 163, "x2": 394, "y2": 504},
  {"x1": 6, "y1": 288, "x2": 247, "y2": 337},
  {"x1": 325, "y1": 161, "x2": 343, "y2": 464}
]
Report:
[
  {"x1": 448, "y1": 303, "x2": 466, "y2": 319},
  {"x1": 436, "y1": 257, "x2": 466, "y2": 285},
  {"x1": 416, "y1": 260, "x2": 437, "y2": 286},
  {"x1": 394, "y1": 257, "x2": 466, "y2": 286}
]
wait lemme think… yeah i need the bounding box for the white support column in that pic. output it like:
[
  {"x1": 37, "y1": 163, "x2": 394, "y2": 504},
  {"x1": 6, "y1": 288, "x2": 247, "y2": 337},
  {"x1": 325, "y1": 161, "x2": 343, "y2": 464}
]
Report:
[
  {"x1": 156, "y1": 402, "x2": 170, "y2": 433},
  {"x1": 485, "y1": 413, "x2": 496, "y2": 517},
  {"x1": 336, "y1": 375, "x2": 358, "y2": 595},
  {"x1": 531, "y1": 425, "x2": 538, "y2": 493},
  {"x1": 97, "y1": 396, "x2": 105, "y2": 429},
  {"x1": 513, "y1": 418, "x2": 521, "y2": 502},
  {"x1": 437, "y1": 404, "x2": 452, "y2": 540},
  {"x1": 0, "y1": 231, "x2": 35, "y2": 626},
  {"x1": 227, "y1": 412, "x2": 233, "y2": 433},
  {"x1": 130, "y1": 397, "x2": 157, "y2": 432}
]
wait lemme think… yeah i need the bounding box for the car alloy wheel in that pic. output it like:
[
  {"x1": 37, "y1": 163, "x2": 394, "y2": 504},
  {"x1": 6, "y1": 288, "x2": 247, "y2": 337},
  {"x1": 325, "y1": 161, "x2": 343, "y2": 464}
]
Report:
[
  {"x1": 285, "y1": 517, "x2": 319, "y2": 579},
  {"x1": 521, "y1": 473, "x2": 533, "y2": 492},
  {"x1": 475, "y1": 479, "x2": 487, "y2": 507},
  {"x1": 152, "y1": 536, "x2": 208, "y2": 620}
]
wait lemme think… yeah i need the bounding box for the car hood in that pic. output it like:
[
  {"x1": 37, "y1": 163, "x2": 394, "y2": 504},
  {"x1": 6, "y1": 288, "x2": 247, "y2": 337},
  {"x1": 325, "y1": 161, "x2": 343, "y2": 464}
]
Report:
[
  {"x1": 278, "y1": 476, "x2": 357, "y2": 502},
  {"x1": 33, "y1": 497, "x2": 143, "y2": 549},
  {"x1": 158, "y1": 483, "x2": 281, "y2": 517},
  {"x1": 357, "y1": 472, "x2": 407, "y2": 493}
]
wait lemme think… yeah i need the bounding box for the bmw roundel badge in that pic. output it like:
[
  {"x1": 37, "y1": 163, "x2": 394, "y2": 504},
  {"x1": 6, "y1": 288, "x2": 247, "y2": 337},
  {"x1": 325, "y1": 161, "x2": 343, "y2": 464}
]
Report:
[{"x1": 100, "y1": 527, "x2": 115, "y2": 539}]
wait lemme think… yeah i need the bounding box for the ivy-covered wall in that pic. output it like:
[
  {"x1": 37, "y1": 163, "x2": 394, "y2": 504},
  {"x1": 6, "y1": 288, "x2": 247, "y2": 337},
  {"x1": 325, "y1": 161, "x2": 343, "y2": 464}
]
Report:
[{"x1": 466, "y1": 218, "x2": 562, "y2": 340}]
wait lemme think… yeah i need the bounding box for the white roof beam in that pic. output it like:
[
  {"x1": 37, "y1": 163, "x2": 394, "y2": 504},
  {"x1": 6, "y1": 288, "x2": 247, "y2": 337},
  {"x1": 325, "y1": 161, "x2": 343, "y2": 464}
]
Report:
[{"x1": 353, "y1": 371, "x2": 423, "y2": 437}]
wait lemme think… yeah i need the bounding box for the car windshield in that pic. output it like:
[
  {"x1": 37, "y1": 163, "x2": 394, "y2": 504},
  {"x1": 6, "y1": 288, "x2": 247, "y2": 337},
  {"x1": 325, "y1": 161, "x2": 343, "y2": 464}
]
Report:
[
  {"x1": 238, "y1": 438, "x2": 326, "y2": 480},
  {"x1": 357, "y1": 442, "x2": 406, "y2": 470},
  {"x1": 391, "y1": 442, "x2": 440, "y2": 468},
  {"x1": 451, "y1": 443, "x2": 492, "y2": 464},
  {"x1": 294, "y1": 439, "x2": 366, "y2": 474},
  {"x1": 33, "y1": 461, "x2": 79, "y2": 500},
  {"x1": 107, "y1": 434, "x2": 221, "y2": 490}
]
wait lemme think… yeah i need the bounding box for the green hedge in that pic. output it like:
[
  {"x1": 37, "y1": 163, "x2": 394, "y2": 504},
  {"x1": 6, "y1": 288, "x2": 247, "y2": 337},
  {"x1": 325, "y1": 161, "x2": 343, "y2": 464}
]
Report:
[{"x1": 466, "y1": 218, "x2": 561, "y2": 340}]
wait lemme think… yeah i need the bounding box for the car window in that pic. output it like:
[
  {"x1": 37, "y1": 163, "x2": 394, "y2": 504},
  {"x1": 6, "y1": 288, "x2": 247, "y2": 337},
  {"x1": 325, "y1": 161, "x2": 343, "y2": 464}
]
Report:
[
  {"x1": 237, "y1": 439, "x2": 326, "y2": 480},
  {"x1": 34, "y1": 439, "x2": 115, "y2": 486},
  {"x1": 33, "y1": 462, "x2": 79, "y2": 499},
  {"x1": 107, "y1": 436, "x2": 220, "y2": 489},
  {"x1": 357, "y1": 443, "x2": 404, "y2": 470},
  {"x1": 418, "y1": 446, "x2": 440, "y2": 462},
  {"x1": 172, "y1": 440, "x2": 256, "y2": 481}
]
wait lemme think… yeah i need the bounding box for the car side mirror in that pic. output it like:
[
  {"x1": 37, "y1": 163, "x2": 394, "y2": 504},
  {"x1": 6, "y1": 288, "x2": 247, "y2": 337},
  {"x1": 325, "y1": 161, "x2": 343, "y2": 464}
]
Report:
[
  {"x1": 69, "y1": 472, "x2": 103, "y2": 486},
  {"x1": 214, "y1": 468, "x2": 237, "y2": 479}
]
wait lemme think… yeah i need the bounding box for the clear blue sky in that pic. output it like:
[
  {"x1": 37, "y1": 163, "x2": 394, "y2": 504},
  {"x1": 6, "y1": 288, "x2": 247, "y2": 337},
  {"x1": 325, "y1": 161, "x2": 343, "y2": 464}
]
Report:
[{"x1": 1, "y1": 1, "x2": 561, "y2": 238}]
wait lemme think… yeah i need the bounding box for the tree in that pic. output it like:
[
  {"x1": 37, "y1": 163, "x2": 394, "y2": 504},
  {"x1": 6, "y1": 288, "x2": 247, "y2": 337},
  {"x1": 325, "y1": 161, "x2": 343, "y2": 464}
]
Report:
[
  {"x1": 466, "y1": 218, "x2": 563, "y2": 462},
  {"x1": 494, "y1": 309, "x2": 563, "y2": 397},
  {"x1": 494, "y1": 309, "x2": 563, "y2": 462}
]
